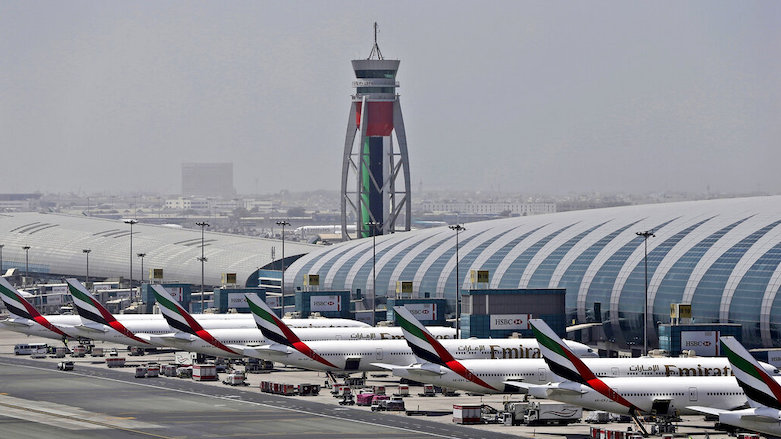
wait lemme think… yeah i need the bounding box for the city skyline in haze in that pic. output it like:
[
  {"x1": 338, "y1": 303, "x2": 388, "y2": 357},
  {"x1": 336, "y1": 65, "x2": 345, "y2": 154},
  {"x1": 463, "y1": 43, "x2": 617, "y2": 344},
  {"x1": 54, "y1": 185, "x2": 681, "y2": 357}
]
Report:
[{"x1": 2, "y1": 2, "x2": 779, "y2": 197}]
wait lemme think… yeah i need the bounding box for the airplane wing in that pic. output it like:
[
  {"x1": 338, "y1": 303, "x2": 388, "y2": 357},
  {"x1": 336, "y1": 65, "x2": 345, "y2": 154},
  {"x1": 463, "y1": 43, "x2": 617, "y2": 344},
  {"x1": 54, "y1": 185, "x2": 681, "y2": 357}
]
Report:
[
  {"x1": 689, "y1": 406, "x2": 781, "y2": 424},
  {"x1": 74, "y1": 323, "x2": 109, "y2": 333},
  {"x1": 507, "y1": 381, "x2": 588, "y2": 398},
  {"x1": 240, "y1": 344, "x2": 291, "y2": 358},
  {"x1": 687, "y1": 406, "x2": 725, "y2": 416},
  {"x1": 1, "y1": 318, "x2": 33, "y2": 328},
  {"x1": 374, "y1": 363, "x2": 447, "y2": 376},
  {"x1": 148, "y1": 332, "x2": 196, "y2": 344},
  {"x1": 370, "y1": 362, "x2": 404, "y2": 371}
]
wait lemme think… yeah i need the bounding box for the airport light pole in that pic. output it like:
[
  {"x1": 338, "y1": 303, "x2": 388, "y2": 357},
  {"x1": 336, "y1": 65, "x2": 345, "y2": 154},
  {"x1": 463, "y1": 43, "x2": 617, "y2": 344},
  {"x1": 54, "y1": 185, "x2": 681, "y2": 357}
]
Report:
[
  {"x1": 22, "y1": 246, "x2": 30, "y2": 287},
  {"x1": 449, "y1": 224, "x2": 466, "y2": 339},
  {"x1": 124, "y1": 219, "x2": 138, "y2": 299},
  {"x1": 636, "y1": 230, "x2": 655, "y2": 356},
  {"x1": 137, "y1": 253, "x2": 146, "y2": 284},
  {"x1": 366, "y1": 221, "x2": 381, "y2": 326},
  {"x1": 276, "y1": 220, "x2": 290, "y2": 317},
  {"x1": 83, "y1": 249, "x2": 91, "y2": 288},
  {"x1": 196, "y1": 222, "x2": 209, "y2": 313}
]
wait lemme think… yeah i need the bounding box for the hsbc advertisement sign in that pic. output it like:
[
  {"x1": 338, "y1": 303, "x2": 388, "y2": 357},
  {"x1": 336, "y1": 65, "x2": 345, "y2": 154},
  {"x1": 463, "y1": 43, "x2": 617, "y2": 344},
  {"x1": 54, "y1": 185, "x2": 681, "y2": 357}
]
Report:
[
  {"x1": 227, "y1": 293, "x2": 249, "y2": 310},
  {"x1": 490, "y1": 314, "x2": 532, "y2": 330},
  {"x1": 402, "y1": 304, "x2": 437, "y2": 321},
  {"x1": 681, "y1": 330, "x2": 720, "y2": 356},
  {"x1": 311, "y1": 295, "x2": 341, "y2": 312}
]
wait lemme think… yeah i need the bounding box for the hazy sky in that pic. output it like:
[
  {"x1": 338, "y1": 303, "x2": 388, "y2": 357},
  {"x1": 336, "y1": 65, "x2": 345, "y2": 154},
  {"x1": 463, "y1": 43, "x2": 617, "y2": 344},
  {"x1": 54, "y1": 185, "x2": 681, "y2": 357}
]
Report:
[{"x1": 2, "y1": 1, "x2": 779, "y2": 196}]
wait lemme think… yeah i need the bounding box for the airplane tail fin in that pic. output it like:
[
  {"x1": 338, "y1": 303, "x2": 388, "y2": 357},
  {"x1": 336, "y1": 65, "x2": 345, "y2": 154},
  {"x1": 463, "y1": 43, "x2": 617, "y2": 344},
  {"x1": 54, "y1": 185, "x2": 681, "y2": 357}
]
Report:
[
  {"x1": 394, "y1": 306, "x2": 497, "y2": 391},
  {"x1": 245, "y1": 293, "x2": 337, "y2": 368},
  {"x1": 67, "y1": 278, "x2": 149, "y2": 345},
  {"x1": 151, "y1": 284, "x2": 204, "y2": 335},
  {"x1": 0, "y1": 276, "x2": 69, "y2": 337},
  {"x1": 0, "y1": 276, "x2": 41, "y2": 320},
  {"x1": 394, "y1": 305, "x2": 455, "y2": 367},
  {"x1": 530, "y1": 318, "x2": 595, "y2": 385},
  {"x1": 531, "y1": 318, "x2": 638, "y2": 412},
  {"x1": 245, "y1": 293, "x2": 300, "y2": 347},
  {"x1": 66, "y1": 278, "x2": 115, "y2": 325},
  {"x1": 151, "y1": 284, "x2": 238, "y2": 355},
  {"x1": 721, "y1": 336, "x2": 781, "y2": 410}
]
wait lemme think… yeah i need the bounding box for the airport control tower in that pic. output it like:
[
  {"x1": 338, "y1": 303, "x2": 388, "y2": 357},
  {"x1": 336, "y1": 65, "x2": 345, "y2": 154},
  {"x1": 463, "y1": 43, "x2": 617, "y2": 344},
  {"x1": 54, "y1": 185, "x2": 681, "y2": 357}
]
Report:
[{"x1": 341, "y1": 24, "x2": 411, "y2": 239}]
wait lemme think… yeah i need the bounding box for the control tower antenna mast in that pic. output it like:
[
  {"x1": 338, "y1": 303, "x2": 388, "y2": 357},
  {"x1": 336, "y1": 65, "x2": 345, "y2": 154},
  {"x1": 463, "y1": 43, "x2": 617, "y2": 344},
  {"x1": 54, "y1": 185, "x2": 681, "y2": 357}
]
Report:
[{"x1": 368, "y1": 22, "x2": 384, "y2": 60}]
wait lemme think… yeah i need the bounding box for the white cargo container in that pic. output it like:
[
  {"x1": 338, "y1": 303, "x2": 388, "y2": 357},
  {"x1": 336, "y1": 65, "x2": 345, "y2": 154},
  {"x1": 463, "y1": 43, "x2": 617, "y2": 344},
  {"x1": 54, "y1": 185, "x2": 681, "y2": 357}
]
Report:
[
  {"x1": 453, "y1": 405, "x2": 482, "y2": 424},
  {"x1": 146, "y1": 363, "x2": 160, "y2": 378},
  {"x1": 106, "y1": 357, "x2": 126, "y2": 368},
  {"x1": 192, "y1": 364, "x2": 218, "y2": 381}
]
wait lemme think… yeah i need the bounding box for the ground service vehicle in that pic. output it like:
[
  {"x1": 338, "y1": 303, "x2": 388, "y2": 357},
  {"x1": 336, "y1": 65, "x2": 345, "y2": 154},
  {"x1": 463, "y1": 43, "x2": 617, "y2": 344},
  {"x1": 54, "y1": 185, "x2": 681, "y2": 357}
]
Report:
[
  {"x1": 14, "y1": 342, "x2": 48, "y2": 355},
  {"x1": 57, "y1": 361, "x2": 74, "y2": 371},
  {"x1": 523, "y1": 401, "x2": 582, "y2": 426}
]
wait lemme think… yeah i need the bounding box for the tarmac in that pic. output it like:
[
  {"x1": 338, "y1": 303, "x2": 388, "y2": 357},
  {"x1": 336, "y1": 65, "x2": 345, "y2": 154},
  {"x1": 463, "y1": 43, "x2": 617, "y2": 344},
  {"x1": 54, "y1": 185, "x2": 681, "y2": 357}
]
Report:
[{"x1": 0, "y1": 328, "x2": 740, "y2": 439}]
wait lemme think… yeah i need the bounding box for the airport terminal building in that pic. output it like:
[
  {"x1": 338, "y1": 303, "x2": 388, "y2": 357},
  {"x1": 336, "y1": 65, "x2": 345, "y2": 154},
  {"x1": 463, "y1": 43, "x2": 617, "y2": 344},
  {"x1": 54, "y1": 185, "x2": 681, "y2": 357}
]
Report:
[
  {"x1": 286, "y1": 196, "x2": 781, "y2": 349},
  {"x1": 0, "y1": 212, "x2": 317, "y2": 289}
]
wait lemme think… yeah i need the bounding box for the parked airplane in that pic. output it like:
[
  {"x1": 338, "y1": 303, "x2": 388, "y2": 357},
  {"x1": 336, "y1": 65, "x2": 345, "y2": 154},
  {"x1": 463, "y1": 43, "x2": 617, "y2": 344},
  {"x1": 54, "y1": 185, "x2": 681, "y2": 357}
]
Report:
[
  {"x1": 378, "y1": 306, "x2": 774, "y2": 394},
  {"x1": 689, "y1": 337, "x2": 781, "y2": 436},
  {"x1": 66, "y1": 278, "x2": 156, "y2": 347},
  {"x1": 522, "y1": 318, "x2": 748, "y2": 430},
  {"x1": 151, "y1": 284, "x2": 243, "y2": 358},
  {"x1": 0, "y1": 277, "x2": 75, "y2": 340},
  {"x1": 137, "y1": 285, "x2": 455, "y2": 355},
  {"x1": 237, "y1": 294, "x2": 597, "y2": 373}
]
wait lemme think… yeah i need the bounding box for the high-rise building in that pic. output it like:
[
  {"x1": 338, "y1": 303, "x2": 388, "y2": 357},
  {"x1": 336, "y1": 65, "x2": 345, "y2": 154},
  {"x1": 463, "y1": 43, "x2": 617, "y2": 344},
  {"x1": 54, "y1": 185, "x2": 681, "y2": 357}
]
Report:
[
  {"x1": 181, "y1": 163, "x2": 235, "y2": 198},
  {"x1": 341, "y1": 24, "x2": 411, "y2": 239}
]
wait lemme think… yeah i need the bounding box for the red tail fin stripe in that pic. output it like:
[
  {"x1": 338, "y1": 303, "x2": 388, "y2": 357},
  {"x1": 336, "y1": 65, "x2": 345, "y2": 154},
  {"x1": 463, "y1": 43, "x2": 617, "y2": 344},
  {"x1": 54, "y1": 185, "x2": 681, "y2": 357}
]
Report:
[
  {"x1": 557, "y1": 339, "x2": 635, "y2": 410},
  {"x1": 33, "y1": 316, "x2": 68, "y2": 338},
  {"x1": 445, "y1": 360, "x2": 498, "y2": 391},
  {"x1": 292, "y1": 341, "x2": 338, "y2": 368},
  {"x1": 750, "y1": 362, "x2": 781, "y2": 402}
]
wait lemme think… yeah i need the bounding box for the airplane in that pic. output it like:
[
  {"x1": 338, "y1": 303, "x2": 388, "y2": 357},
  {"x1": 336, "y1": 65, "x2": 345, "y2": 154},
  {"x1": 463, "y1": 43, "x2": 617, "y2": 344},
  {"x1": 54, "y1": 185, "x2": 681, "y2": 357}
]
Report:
[
  {"x1": 377, "y1": 306, "x2": 776, "y2": 394},
  {"x1": 127, "y1": 284, "x2": 454, "y2": 355},
  {"x1": 522, "y1": 318, "x2": 748, "y2": 431},
  {"x1": 688, "y1": 337, "x2": 781, "y2": 436},
  {"x1": 66, "y1": 278, "x2": 157, "y2": 347},
  {"x1": 0, "y1": 276, "x2": 75, "y2": 340},
  {"x1": 151, "y1": 284, "x2": 244, "y2": 358},
  {"x1": 235, "y1": 294, "x2": 597, "y2": 373}
]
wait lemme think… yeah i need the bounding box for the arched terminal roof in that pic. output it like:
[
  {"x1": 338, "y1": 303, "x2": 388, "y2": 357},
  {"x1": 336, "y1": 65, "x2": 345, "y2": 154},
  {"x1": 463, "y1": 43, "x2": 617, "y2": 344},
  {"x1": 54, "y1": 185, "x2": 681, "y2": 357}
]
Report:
[
  {"x1": 0, "y1": 212, "x2": 318, "y2": 287},
  {"x1": 287, "y1": 196, "x2": 781, "y2": 348}
]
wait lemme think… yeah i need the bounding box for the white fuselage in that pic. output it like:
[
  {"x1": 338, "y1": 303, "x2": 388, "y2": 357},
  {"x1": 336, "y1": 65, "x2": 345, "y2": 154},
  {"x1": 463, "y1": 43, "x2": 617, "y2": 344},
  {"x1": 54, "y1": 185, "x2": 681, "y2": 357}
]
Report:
[
  {"x1": 529, "y1": 376, "x2": 747, "y2": 416},
  {"x1": 146, "y1": 326, "x2": 456, "y2": 357},
  {"x1": 1, "y1": 314, "x2": 369, "y2": 346},
  {"x1": 239, "y1": 338, "x2": 595, "y2": 372},
  {"x1": 390, "y1": 357, "x2": 779, "y2": 394}
]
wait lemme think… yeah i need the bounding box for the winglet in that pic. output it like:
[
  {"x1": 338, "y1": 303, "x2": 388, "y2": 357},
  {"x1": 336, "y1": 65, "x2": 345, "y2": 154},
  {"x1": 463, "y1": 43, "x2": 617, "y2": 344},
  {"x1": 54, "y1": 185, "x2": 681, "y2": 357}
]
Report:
[
  {"x1": 721, "y1": 336, "x2": 781, "y2": 410},
  {"x1": 394, "y1": 306, "x2": 497, "y2": 391},
  {"x1": 530, "y1": 318, "x2": 637, "y2": 411},
  {"x1": 66, "y1": 278, "x2": 149, "y2": 345},
  {"x1": 0, "y1": 277, "x2": 70, "y2": 338},
  {"x1": 245, "y1": 293, "x2": 337, "y2": 368},
  {"x1": 151, "y1": 284, "x2": 238, "y2": 355}
]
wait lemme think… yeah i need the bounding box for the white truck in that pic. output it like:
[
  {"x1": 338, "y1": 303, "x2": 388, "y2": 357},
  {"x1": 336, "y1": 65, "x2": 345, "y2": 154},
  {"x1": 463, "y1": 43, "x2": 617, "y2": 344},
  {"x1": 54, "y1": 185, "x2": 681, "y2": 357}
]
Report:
[{"x1": 523, "y1": 401, "x2": 582, "y2": 426}]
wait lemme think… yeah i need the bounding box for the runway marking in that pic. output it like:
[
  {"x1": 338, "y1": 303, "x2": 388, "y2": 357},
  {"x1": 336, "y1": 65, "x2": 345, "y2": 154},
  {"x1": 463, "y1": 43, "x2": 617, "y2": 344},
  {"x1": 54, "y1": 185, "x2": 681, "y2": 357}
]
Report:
[
  {"x1": 0, "y1": 400, "x2": 173, "y2": 438},
  {"x1": 1, "y1": 360, "x2": 462, "y2": 439}
]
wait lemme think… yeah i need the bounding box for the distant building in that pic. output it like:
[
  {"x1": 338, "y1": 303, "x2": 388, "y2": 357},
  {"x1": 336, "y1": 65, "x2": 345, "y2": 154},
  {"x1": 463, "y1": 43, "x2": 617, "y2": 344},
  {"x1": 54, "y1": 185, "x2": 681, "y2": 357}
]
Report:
[
  {"x1": 181, "y1": 163, "x2": 235, "y2": 198},
  {"x1": 0, "y1": 193, "x2": 41, "y2": 212},
  {"x1": 420, "y1": 201, "x2": 556, "y2": 216}
]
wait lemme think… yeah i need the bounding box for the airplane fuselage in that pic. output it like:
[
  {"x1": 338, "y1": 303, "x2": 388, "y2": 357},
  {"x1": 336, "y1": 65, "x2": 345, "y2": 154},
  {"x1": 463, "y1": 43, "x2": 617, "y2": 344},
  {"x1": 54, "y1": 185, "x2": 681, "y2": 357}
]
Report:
[
  {"x1": 530, "y1": 376, "x2": 747, "y2": 416},
  {"x1": 390, "y1": 357, "x2": 778, "y2": 394}
]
